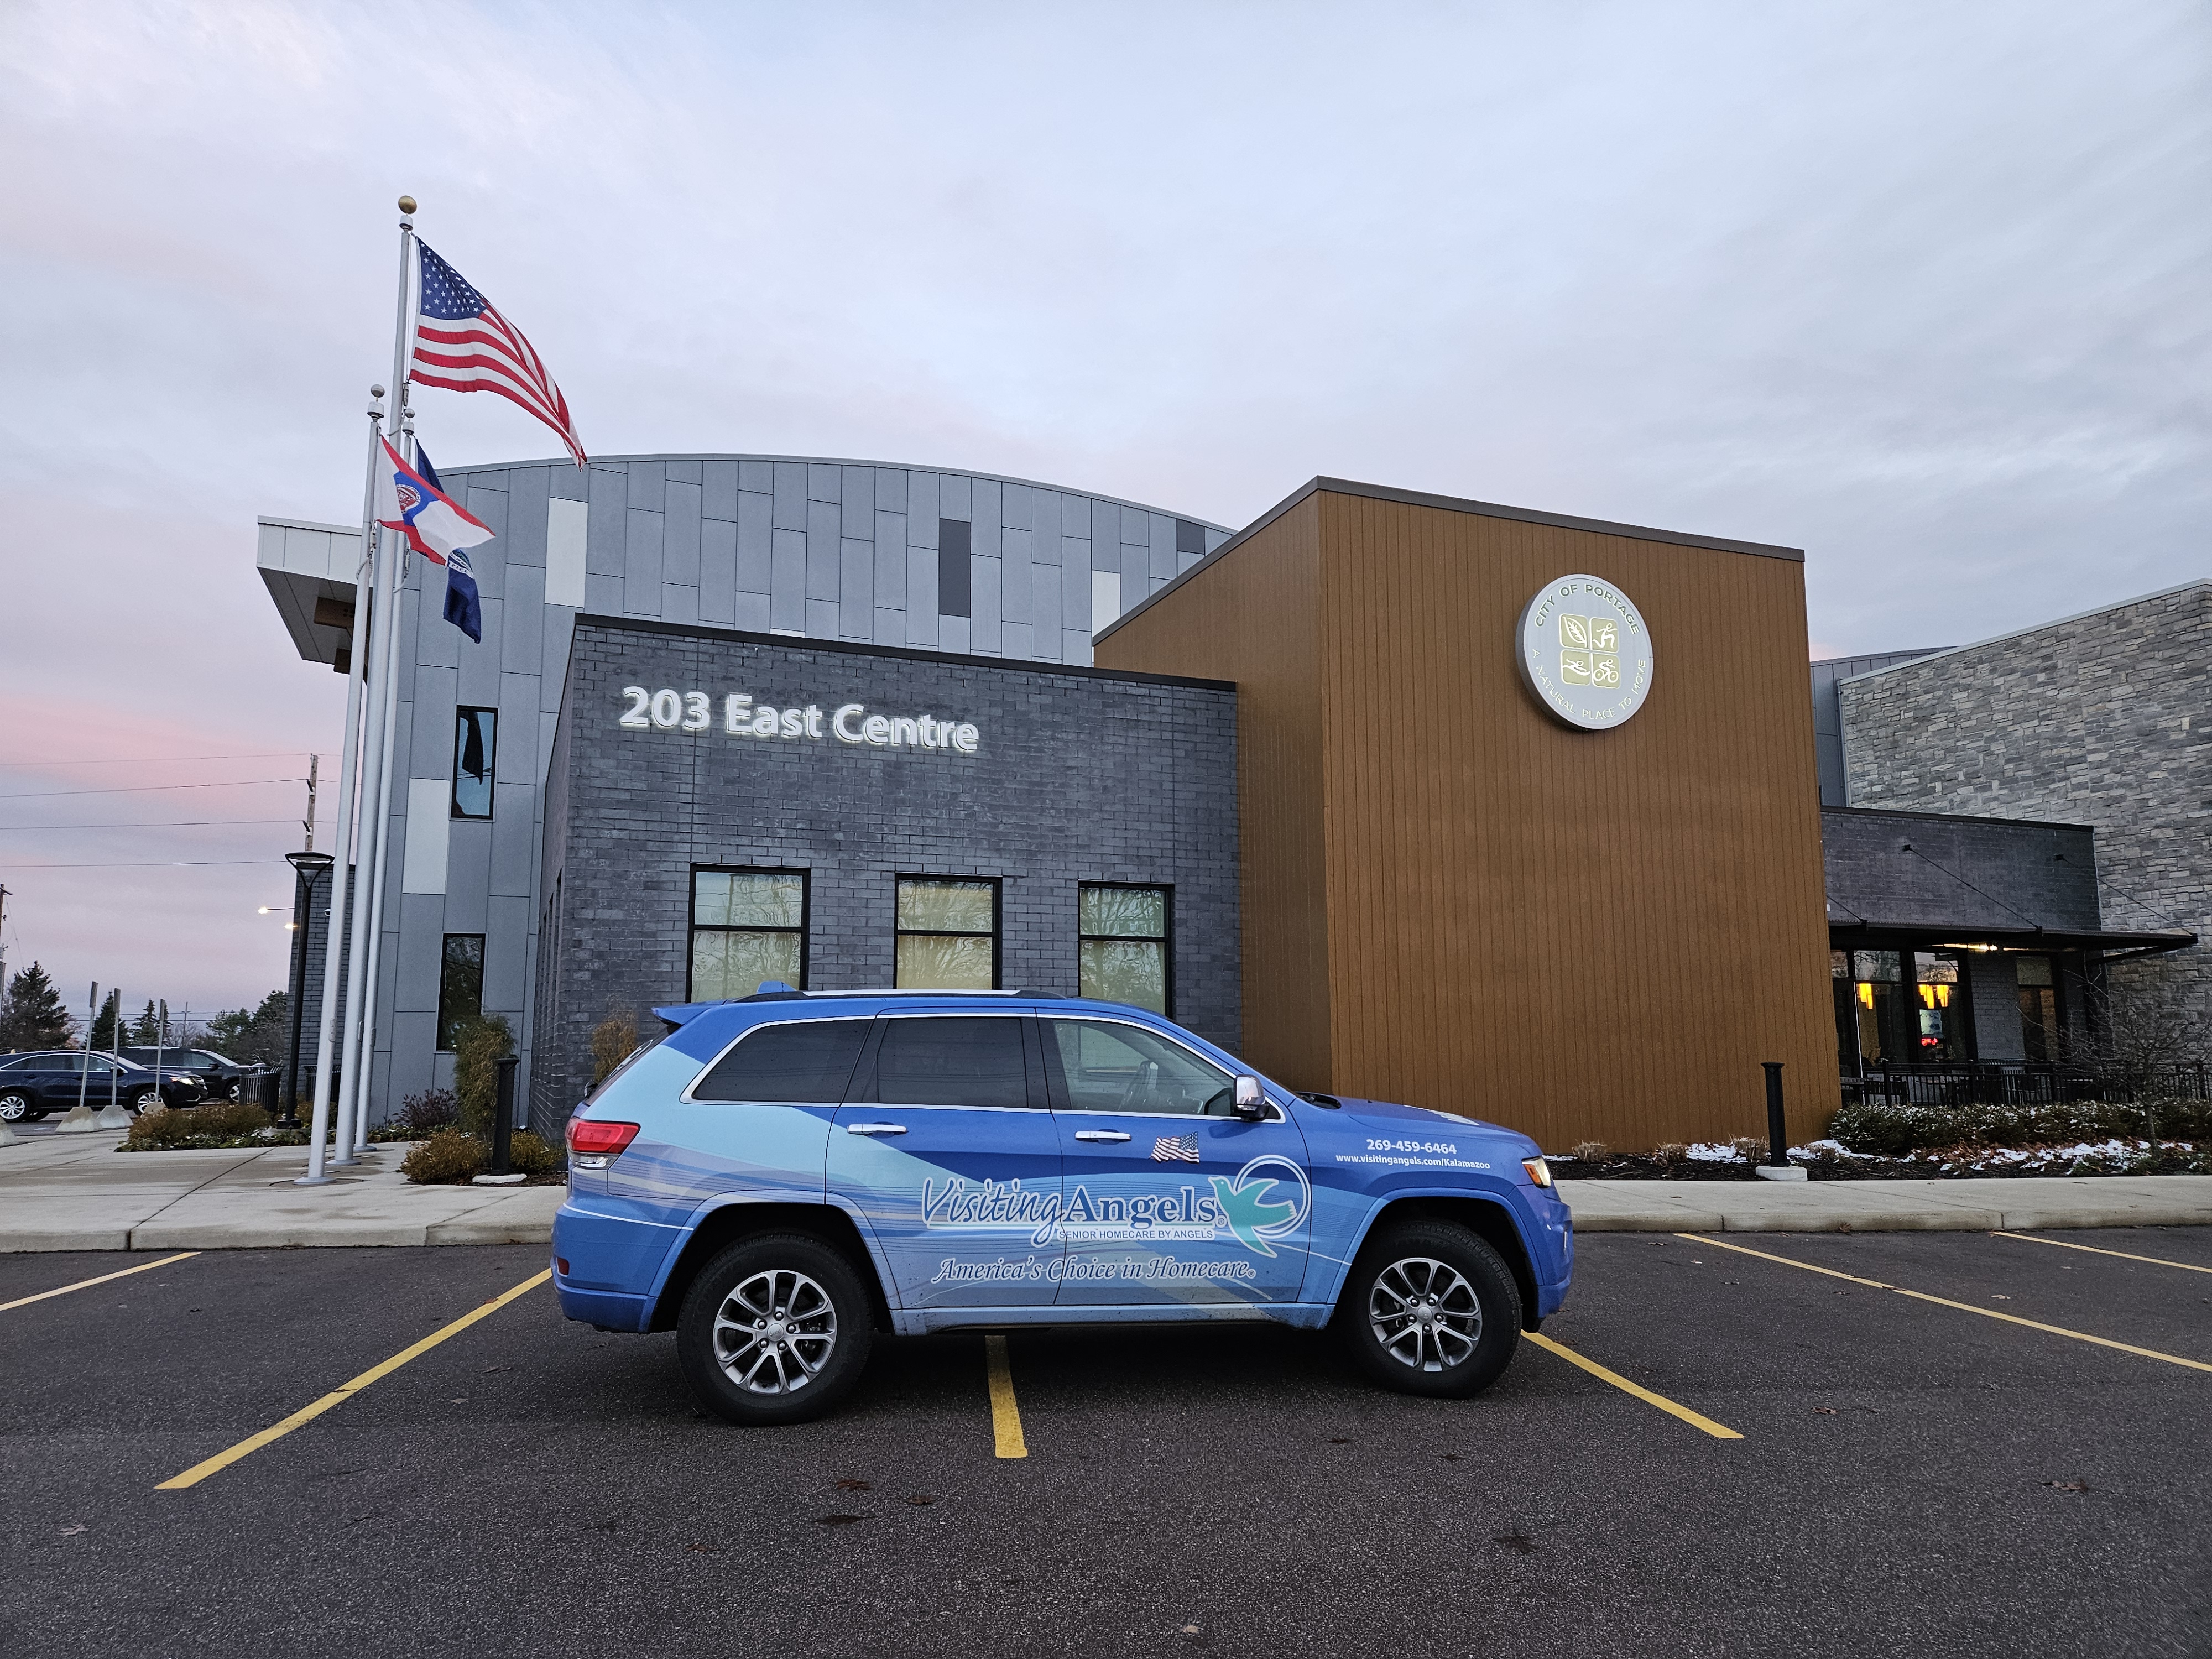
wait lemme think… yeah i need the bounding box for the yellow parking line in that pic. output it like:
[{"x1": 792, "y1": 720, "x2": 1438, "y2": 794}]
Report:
[
  {"x1": 1523, "y1": 1329, "x2": 1743, "y2": 1441},
  {"x1": 1, "y1": 1252, "x2": 201, "y2": 1312},
  {"x1": 156, "y1": 1269, "x2": 550, "y2": 1490},
  {"x1": 1994, "y1": 1231, "x2": 2212, "y2": 1276},
  {"x1": 984, "y1": 1333, "x2": 1027, "y2": 1458},
  {"x1": 1683, "y1": 1234, "x2": 2212, "y2": 1375}
]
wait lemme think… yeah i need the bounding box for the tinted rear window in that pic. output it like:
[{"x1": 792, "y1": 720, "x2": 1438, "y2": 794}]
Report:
[
  {"x1": 864, "y1": 1016, "x2": 1031, "y2": 1109},
  {"x1": 692, "y1": 1019, "x2": 873, "y2": 1103}
]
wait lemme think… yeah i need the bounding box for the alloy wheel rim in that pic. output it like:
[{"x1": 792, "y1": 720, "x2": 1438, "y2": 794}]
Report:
[
  {"x1": 0, "y1": 1094, "x2": 25, "y2": 1121},
  {"x1": 1369, "y1": 1256, "x2": 1482, "y2": 1372},
  {"x1": 711, "y1": 1267, "x2": 838, "y2": 1394}
]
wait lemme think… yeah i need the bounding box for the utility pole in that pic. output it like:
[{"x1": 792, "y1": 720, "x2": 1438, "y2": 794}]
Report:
[
  {"x1": 304, "y1": 754, "x2": 319, "y2": 853},
  {"x1": 0, "y1": 883, "x2": 11, "y2": 990}
]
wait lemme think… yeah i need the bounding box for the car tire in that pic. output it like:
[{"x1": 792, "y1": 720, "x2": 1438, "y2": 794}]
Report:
[
  {"x1": 1335, "y1": 1220, "x2": 1522, "y2": 1399},
  {"x1": 676, "y1": 1233, "x2": 875, "y2": 1427},
  {"x1": 228, "y1": 1082, "x2": 244, "y2": 1103},
  {"x1": 0, "y1": 1092, "x2": 30, "y2": 1123},
  {"x1": 131, "y1": 1087, "x2": 163, "y2": 1114}
]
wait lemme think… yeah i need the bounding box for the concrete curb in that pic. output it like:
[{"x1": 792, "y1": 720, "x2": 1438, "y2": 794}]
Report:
[{"x1": 1557, "y1": 1174, "x2": 2212, "y2": 1233}]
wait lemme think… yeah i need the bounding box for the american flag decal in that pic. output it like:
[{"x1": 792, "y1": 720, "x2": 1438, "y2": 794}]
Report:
[{"x1": 1152, "y1": 1135, "x2": 1201, "y2": 1163}]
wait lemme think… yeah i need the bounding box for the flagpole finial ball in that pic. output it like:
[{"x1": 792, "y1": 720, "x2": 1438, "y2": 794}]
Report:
[
  {"x1": 372, "y1": 384, "x2": 385, "y2": 399},
  {"x1": 397, "y1": 195, "x2": 417, "y2": 215}
]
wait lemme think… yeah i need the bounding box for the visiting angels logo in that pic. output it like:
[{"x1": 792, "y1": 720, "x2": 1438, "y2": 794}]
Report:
[
  {"x1": 921, "y1": 1155, "x2": 1311, "y2": 1256},
  {"x1": 1516, "y1": 574, "x2": 1655, "y2": 732}
]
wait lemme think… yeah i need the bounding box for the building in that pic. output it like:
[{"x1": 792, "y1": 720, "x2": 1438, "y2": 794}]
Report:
[
  {"x1": 257, "y1": 455, "x2": 1233, "y2": 1121},
  {"x1": 1093, "y1": 478, "x2": 1840, "y2": 1152},
  {"x1": 1833, "y1": 581, "x2": 2210, "y2": 1070}
]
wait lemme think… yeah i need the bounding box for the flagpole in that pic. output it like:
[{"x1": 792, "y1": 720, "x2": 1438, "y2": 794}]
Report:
[
  {"x1": 294, "y1": 384, "x2": 383, "y2": 1186},
  {"x1": 329, "y1": 196, "x2": 419, "y2": 1167},
  {"x1": 348, "y1": 433, "x2": 409, "y2": 1159}
]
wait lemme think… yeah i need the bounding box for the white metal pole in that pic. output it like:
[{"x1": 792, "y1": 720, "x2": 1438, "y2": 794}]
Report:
[
  {"x1": 298, "y1": 388, "x2": 384, "y2": 1186},
  {"x1": 348, "y1": 510, "x2": 408, "y2": 1159},
  {"x1": 331, "y1": 199, "x2": 416, "y2": 1167}
]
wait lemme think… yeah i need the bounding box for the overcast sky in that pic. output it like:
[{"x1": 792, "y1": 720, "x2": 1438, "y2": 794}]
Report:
[{"x1": 1, "y1": 1, "x2": 2205, "y2": 1021}]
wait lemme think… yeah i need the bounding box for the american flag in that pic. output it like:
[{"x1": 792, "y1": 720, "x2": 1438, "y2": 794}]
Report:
[
  {"x1": 1151, "y1": 1134, "x2": 1202, "y2": 1163},
  {"x1": 410, "y1": 242, "x2": 587, "y2": 467}
]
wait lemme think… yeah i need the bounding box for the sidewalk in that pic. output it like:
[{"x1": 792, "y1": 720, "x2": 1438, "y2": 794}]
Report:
[
  {"x1": 2, "y1": 1133, "x2": 2208, "y2": 1251},
  {"x1": 0, "y1": 1133, "x2": 562, "y2": 1252}
]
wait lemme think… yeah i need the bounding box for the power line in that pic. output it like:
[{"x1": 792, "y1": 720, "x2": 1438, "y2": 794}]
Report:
[
  {"x1": 0, "y1": 778, "x2": 305, "y2": 802},
  {"x1": 0, "y1": 818, "x2": 309, "y2": 833},
  {"x1": 0, "y1": 752, "x2": 309, "y2": 768},
  {"x1": 0, "y1": 858, "x2": 293, "y2": 870}
]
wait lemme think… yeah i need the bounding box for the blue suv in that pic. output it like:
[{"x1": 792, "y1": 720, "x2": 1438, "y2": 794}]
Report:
[{"x1": 553, "y1": 989, "x2": 1573, "y2": 1425}]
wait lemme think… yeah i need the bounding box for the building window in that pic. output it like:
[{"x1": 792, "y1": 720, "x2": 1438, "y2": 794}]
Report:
[
  {"x1": 939, "y1": 519, "x2": 973, "y2": 618},
  {"x1": 1078, "y1": 884, "x2": 1171, "y2": 1014},
  {"x1": 691, "y1": 870, "x2": 808, "y2": 1000},
  {"x1": 895, "y1": 877, "x2": 998, "y2": 990},
  {"x1": 1848, "y1": 950, "x2": 1902, "y2": 1065},
  {"x1": 1175, "y1": 518, "x2": 1206, "y2": 559},
  {"x1": 1913, "y1": 951, "x2": 1971, "y2": 1062},
  {"x1": 451, "y1": 707, "x2": 496, "y2": 819},
  {"x1": 2017, "y1": 954, "x2": 2061, "y2": 1063},
  {"x1": 437, "y1": 934, "x2": 484, "y2": 1051}
]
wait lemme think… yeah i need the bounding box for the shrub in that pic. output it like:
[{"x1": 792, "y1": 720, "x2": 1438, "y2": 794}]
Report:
[
  {"x1": 1568, "y1": 1140, "x2": 1611, "y2": 1163},
  {"x1": 395, "y1": 1087, "x2": 458, "y2": 1136},
  {"x1": 1728, "y1": 1135, "x2": 1770, "y2": 1165},
  {"x1": 402, "y1": 1129, "x2": 488, "y2": 1184},
  {"x1": 451, "y1": 1015, "x2": 515, "y2": 1138},
  {"x1": 507, "y1": 1130, "x2": 562, "y2": 1177},
  {"x1": 126, "y1": 1101, "x2": 275, "y2": 1149},
  {"x1": 1653, "y1": 1142, "x2": 1690, "y2": 1167},
  {"x1": 1831, "y1": 1098, "x2": 2212, "y2": 1156},
  {"x1": 590, "y1": 1008, "x2": 640, "y2": 1091}
]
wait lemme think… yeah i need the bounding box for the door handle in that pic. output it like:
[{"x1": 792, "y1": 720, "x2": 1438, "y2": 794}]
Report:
[
  {"x1": 844, "y1": 1123, "x2": 907, "y2": 1136},
  {"x1": 1073, "y1": 1130, "x2": 1132, "y2": 1142}
]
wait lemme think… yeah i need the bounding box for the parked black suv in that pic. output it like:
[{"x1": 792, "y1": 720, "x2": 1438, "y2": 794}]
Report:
[
  {"x1": 120, "y1": 1047, "x2": 266, "y2": 1103},
  {"x1": 0, "y1": 1051, "x2": 207, "y2": 1120}
]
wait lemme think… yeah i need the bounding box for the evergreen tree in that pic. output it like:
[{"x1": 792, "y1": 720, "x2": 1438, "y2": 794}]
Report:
[
  {"x1": 204, "y1": 991, "x2": 290, "y2": 1067},
  {"x1": 88, "y1": 988, "x2": 124, "y2": 1053},
  {"x1": 0, "y1": 962, "x2": 75, "y2": 1051},
  {"x1": 129, "y1": 1000, "x2": 161, "y2": 1044}
]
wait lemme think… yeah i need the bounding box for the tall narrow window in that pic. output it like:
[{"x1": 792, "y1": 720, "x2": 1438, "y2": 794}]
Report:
[
  {"x1": 437, "y1": 934, "x2": 485, "y2": 1050},
  {"x1": 2017, "y1": 954, "x2": 2060, "y2": 1063},
  {"x1": 1078, "y1": 884, "x2": 1170, "y2": 1014},
  {"x1": 895, "y1": 878, "x2": 998, "y2": 990},
  {"x1": 691, "y1": 870, "x2": 807, "y2": 1000},
  {"x1": 451, "y1": 707, "x2": 497, "y2": 820},
  {"x1": 938, "y1": 519, "x2": 973, "y2": 618},
  {"x1": 1913, "y1": 951, "x2": 1971, "y2": 1061},
  {"x1": 1850, "y1": 950, "x2": 1902, "y2": 1063}
]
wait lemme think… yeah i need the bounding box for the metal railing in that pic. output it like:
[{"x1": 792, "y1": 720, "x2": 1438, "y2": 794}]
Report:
[{"x1": 1841, "y1": 1061, "x2": 2210, "y2": 1109}]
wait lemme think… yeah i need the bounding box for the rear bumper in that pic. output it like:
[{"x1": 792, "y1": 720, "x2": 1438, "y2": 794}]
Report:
[{"x1": 552, "y1": 1201, "x2": 679, "y2": 1332}]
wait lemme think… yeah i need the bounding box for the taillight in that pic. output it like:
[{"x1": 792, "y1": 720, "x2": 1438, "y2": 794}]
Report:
[{"x1": 567, "y1": 1118, "x2": 640, "y2": 1167}]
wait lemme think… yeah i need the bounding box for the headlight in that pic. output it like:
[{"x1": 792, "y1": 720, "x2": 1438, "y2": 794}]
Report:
[{"x1": 1522, "y1": 1157, "x2": 1552, "y2": 1188}]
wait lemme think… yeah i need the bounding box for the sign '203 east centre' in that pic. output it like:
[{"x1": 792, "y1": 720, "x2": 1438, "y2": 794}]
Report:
[{"x1": 619, "y1": 685, "x2": 982, "y2": 753}]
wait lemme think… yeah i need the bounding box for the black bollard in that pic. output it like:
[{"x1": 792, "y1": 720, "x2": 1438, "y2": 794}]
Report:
[
  {"x1": 1763, "y1": 1061, "x2": 1788, "y2": 1167},
  {"x1": 492, "y1": 1054, "x2": 518, "y2": 1176}
]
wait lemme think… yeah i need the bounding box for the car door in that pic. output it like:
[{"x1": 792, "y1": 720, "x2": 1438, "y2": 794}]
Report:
[
  {"x1": 827, "y1": 1012, "x2": 1062, "y2": 1310},
  {"x1": 1041, "y1": 1015, "x2": 1312, "y2": 1307}
]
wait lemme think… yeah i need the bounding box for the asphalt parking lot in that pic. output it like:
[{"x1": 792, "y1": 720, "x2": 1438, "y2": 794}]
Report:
[{"x1": 4, "y1": 1230, "x2": 2209, "y2": 1659}]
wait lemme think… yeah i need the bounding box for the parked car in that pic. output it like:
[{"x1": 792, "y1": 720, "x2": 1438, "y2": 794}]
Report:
[
  {"x1": 0, "y1": 1051, "x2": 207, "y2": 1120},
  {"x1": 552, "y1": 989, "x2": 1574, "y2": 1425},
  {"x1": 120, "y1": 1047, "x2": 265, "y2": 1103}
]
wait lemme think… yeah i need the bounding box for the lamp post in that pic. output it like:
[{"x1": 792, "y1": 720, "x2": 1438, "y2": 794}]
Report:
[{"x1": 283, "y1": 851, "x2": 335, "y2": 1128}]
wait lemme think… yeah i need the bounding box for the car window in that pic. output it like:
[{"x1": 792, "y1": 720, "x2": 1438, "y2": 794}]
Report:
[
  {"x1": 692, "y1": 1019, "x2": 872, "y2": 1103},
  {"x1": 1045, "y1": 1018, "x2": 1233, "y2": 1117},
  {"x1": 862, "y1": 1016, "x2": 1031, "y2": 1109}
]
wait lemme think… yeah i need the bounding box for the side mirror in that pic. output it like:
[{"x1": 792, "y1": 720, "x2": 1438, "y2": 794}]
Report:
[{"x1": 1232, "y1": 1076, "x2": 1269, "y2": 1121}]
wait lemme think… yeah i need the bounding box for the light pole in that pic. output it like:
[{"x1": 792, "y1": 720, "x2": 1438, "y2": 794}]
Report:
[{"x1": 283, "y1": 851, "x2": 335, "y2": 1128}]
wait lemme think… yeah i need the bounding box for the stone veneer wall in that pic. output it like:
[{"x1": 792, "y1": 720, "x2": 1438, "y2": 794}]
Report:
[{"x1": 1838, "y1": 583, "x2": 2212, "y2": 1052}]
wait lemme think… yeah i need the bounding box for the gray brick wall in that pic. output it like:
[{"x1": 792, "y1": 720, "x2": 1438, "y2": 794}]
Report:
[
  {"x1": 1839, "y1": 583, "x2": 2212, "y2": 1050},
  {"x1": 532, "y1": 618, "x2": 1239, "y2": 1130}
]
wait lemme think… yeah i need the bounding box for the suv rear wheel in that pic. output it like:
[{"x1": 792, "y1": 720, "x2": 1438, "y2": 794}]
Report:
[
  {"x1": 1337, "y1": 1220, "x2": 1521, "y2": 1398},
  {"x1": 676, "y1": 1233, "x2": 875, "y2": 1426},
  {"x1": 0, "y1": 1092, "x2": 30, "y2": 1123}
]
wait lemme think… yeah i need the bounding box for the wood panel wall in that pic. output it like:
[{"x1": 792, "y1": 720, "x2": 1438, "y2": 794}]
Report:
[{"x1": 1101, "y1": 486, "x2": 1839, "y2": 1151}]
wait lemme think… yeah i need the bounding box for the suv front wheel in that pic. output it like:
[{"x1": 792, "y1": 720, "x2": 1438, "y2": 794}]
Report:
[
  {"x1": 676, "y1": 1233, "x2": 875, "y2": 1426},
  {"x1": 1337, "y1": 1220, "x2": 1521, "y2": 1398}
]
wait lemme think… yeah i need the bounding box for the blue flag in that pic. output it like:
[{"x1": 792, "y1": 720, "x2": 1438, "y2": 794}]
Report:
[{"x1": 412, "y1": 444, "x2": 482, "y2": 643}]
